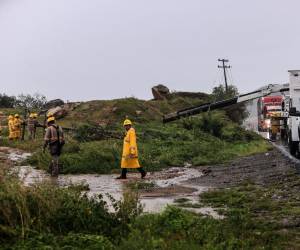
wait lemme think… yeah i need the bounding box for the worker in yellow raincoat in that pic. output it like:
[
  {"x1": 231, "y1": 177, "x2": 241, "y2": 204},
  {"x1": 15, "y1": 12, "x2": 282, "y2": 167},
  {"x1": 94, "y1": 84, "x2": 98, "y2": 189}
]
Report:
[
  {"x1": 117, "y1": 119, "x2": 146, "y2": 179},
  {"x1": 8, "y1": 115, "x2": 15, "y2": 140},
  {"x1": 13, "y1": 114, "x2": 22, "y2": 140}
]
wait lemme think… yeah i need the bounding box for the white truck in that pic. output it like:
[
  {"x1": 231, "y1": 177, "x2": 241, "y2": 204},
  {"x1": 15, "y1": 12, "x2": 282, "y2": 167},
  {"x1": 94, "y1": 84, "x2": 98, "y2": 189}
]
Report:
[{"x1": 286, "y1": 70, "x2": 300, "y2": 155}]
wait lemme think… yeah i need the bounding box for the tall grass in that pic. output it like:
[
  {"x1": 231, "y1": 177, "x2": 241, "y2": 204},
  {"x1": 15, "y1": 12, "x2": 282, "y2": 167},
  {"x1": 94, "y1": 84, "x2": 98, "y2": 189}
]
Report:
[
  {"x1": 0, "y1": 166, "x2": 141, "y2": 248},
  {"x1": 24, "y1": 111, "x2": 270, "y2": 174},
  {"x1": 1, "y1": 167, "x2": 292, "y2": 249}
]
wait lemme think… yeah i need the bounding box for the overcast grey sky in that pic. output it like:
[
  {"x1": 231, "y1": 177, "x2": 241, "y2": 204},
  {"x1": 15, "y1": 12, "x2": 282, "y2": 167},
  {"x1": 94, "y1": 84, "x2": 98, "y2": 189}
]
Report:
[{"x1": 0, "y1": 0, "x2": 299, "y2": 101}]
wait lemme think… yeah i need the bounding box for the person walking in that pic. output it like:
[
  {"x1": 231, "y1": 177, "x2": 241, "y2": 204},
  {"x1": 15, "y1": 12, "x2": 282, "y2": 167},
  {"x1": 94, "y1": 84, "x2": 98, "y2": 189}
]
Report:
[
  {"x1": 43, "y1": 115, "x2": 65, "y2": 177},
  {"x1": 117, "y1": 119, "x2": 146, "y2": 179}
]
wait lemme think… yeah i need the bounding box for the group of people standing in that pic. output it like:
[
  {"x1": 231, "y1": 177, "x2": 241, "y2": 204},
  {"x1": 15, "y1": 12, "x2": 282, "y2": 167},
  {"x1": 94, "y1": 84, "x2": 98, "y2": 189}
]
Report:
[
  {"x1": 5, "y1": 113, "x2": 145, "y2": 179},
  {"x1": 8, "y1": 114, "x2": 25, "y2": 140},
  {"x1": 7, "y1": 112, "x2": 65, "y2": 177},
  {"x1": 7, "y1": 113, "x2": 43, "y2": 140}
]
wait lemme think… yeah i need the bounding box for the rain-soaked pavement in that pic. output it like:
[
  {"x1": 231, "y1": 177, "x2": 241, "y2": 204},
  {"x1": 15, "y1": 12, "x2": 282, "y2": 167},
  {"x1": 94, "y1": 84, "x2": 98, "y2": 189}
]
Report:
[{"x1": 1, "y1": 146, "x2": 222, "y2": 218}]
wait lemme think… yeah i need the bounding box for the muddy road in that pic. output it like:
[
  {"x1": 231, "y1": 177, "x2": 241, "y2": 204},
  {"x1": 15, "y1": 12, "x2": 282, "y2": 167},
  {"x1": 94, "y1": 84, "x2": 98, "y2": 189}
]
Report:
[{"x1": 187, "y1": 148, "x2": 300, "y2": 188}]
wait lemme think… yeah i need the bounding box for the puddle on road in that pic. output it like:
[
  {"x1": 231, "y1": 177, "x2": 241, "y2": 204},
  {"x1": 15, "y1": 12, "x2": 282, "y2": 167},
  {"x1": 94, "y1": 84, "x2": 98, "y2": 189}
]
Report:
[{"x1": 2, "y1": 147, "x2": 221, "y2": 218}]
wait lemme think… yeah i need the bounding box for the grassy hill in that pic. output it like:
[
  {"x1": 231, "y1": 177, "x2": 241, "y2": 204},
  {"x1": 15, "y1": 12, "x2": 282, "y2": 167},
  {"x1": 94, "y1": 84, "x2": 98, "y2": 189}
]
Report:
[
  {"x1": 0, "y1": 94, "x2": 270, "y2": 174},
  {"x1": 1, "y1": 95, "x2": 289, "y2": 250}
]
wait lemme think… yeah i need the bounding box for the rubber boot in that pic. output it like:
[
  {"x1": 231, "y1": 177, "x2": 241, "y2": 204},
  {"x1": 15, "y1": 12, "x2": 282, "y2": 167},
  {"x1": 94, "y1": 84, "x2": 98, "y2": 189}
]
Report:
[
  {"x1": 138, "y1": 168, "x2": 147, "y2": 179},
  {"x1": 51, "y1": 161, "x2": 59, "y2": 177},
  {"x1": 49, "y1": 162, "x2": 53, "y2": 175},
  {"x1": 52, "y1": 163, "x2": 59, "y2": 177},
  {"x1": 116, "y1": 168, "x2": 127, "y2": 179}
]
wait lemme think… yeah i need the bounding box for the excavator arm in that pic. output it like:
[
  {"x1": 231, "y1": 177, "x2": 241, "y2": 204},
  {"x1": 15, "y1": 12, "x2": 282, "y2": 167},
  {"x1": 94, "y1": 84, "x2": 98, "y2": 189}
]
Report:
[{"x1": 163, "y1": 84, "x2": 289, "y2": 123}]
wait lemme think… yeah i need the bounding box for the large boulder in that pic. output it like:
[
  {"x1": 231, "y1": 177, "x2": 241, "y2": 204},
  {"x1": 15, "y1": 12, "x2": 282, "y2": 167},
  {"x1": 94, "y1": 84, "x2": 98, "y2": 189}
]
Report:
[
  {"x1": 46, "y1": 102, "x2": 81, "y2": 119},
  {"x1": 44, "y1": 99, "x2": 65, "y2": 109},
  {"x1": 47, "y1": 106, "x2": 68, "y2": 119},
  {"x1": 152, "y1": 84, "x2": 170, "y2": 100}
]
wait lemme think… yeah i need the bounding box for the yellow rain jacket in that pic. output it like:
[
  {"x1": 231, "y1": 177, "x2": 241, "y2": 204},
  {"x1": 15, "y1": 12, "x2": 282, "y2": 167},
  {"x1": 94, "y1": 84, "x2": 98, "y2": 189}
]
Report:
[
  {"x1": 13, "y1": 118, "x2": 22, "y2": 139},
  {"x1": 121, "y1": 127, "x2": 140, "y2": 168},
  {"x1": 8, "y1": 118, "x2": 15, "y2": 139}
]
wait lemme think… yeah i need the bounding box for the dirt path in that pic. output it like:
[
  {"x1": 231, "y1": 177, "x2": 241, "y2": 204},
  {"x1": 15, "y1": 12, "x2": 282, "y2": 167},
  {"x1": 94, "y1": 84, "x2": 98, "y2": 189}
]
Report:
[{"x1": 187, "y1": 148, "x2": 300, "y2": 188}]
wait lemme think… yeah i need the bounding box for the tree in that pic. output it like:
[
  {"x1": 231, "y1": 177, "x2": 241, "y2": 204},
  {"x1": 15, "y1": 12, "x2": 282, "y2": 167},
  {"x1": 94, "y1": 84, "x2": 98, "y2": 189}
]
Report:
[
  {"x1": 212, "y1": 84, "x2": 248, "y2": 124},
  {"x1": 0, "y1": 94, "x2": 16, "y2": 108},
  {"x1": 15, "y1": 93, "x2": 47, "y2": 110}
]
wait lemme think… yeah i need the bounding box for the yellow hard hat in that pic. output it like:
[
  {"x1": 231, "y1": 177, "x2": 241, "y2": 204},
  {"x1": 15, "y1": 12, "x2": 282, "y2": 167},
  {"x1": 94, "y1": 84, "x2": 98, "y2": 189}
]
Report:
[
  {"x1": 8, "y1": 115, "x2": 13, "y2": 120},
  {"x1": 47, "y1": 116, "x2": 55, "y2": 123},
  {"x1": 34, "y1": 113, "x2": 38, "y2": 118},
  {"x1": 14, "y1": 114, "x2": 19, "y2": 118},
  {"x1": 47, "y1": 112, "x2": 54, "y2": 118},
  {"x1": 123, "y1": 119, "x2": 132, "y2": 126},
  {"x1": 29, "y1": 113, "x2": 34, "y2": 118}
]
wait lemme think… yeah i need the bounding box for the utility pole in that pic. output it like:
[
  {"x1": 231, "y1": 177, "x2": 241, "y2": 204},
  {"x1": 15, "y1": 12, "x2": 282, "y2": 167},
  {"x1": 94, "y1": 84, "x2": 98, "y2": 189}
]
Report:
[{"x1": 218, "y1": 59, "x2": 231, "y2": 92}]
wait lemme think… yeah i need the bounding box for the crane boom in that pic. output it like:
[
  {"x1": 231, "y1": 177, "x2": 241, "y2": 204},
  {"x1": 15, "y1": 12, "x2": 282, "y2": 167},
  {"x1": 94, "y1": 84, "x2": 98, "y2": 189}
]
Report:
[{"x1": 163, "y1": 84, "x2": 289, "y2": 123}]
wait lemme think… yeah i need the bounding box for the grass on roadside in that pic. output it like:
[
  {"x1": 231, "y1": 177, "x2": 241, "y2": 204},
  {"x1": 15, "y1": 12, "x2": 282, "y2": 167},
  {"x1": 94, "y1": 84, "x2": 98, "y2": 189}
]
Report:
[
  {"x1": 1, "y1": 110, "x2": 271, "y2": 175},
  {"x1": 1, "y1": 166, "x2": 294, "y2": 250},
  {"x1": 173, "y1": 177, "x2": 300, "y2": 249}
]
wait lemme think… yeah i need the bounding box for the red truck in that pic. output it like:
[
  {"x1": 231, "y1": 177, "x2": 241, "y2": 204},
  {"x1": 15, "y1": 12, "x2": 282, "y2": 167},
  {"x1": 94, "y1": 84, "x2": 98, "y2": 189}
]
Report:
[{"x1": 257, "y1": 96, "x2": 284, "y2": 132}]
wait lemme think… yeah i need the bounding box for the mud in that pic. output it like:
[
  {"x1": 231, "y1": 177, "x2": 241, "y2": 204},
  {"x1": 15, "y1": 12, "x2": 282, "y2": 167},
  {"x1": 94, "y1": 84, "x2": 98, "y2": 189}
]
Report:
[
  {"x1": 187, "y1": 148, "x2": 300, "y2": 188},
  {"x1": 1, "y1": 146, "x2": 219, "y2": 216}
]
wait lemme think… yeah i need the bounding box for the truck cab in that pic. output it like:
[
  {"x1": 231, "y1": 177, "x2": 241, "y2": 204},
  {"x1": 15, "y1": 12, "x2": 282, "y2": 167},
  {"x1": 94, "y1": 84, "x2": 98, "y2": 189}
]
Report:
[{"x1": 287, "y1": 70, "x2": 300, "y2": 155}]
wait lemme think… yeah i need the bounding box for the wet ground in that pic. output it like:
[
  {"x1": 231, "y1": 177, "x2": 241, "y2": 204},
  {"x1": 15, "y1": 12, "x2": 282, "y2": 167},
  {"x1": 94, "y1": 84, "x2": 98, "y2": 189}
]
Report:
[
  {"x1": 0, "y1": 146, "x2": 220, "y2": 217},
  {"x1": 1, "y1": 140, "x2": 299, "y2": 219},
  {"x1": 187, "y1": 148, "x2": 300, "y2": 188}
]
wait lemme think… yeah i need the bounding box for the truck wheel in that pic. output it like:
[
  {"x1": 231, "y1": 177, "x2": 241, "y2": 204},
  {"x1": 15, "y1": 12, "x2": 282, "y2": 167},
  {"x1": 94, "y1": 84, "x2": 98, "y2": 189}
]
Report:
[
  {"x1": 288, "y1": 135, "x2": 298, "y2": 156},
  {"x1": 271, "y1": 133, "x2": 277, "y2": 141},
  {"x1": 280, "y1": 129, "x2": 286, "y2": 140}
]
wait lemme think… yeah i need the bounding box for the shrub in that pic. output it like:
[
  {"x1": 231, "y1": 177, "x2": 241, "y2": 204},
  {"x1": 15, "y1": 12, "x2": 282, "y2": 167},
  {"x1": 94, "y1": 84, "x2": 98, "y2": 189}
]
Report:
[
  {"x1": 0, "y1": 168, "x2": 142, "y2": 246},
  {"x1": 26, "y1": 114, "x2": 268, "y2": 174},
  {"x1": 10, "y1": 233, "x2": 115, "y2": 250}
]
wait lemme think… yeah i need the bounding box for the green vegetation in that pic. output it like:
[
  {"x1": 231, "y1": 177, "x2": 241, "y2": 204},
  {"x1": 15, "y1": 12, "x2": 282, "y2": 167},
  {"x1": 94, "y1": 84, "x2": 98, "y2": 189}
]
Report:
[
  {"x1": 0, "y1": 91, "x2": 270, "y2": 174},
  {"x1": 0, "y1": 92, "x2": 46, "y2": 109},
  {"x1": 0, "y1": 89, "x2": 297, "y2": 249},
  {"x1": 125, "y1": 180, "x2": 157, "y2": 192},
  {"x1": 25, "y1": 111, "x2": 270, "y2": 174},
  {"x1": 0, "y1": 166, "x2": 141, "y2": 249},
  {"x1": 2, "y1": 167, "x2": 298, "y2": 249},
  {"x1": 212, "y1": 84, "x2": 248, "y2": 124},
  {"x1": 171, "y1": 175, "x2": 300, "y2": 249}
]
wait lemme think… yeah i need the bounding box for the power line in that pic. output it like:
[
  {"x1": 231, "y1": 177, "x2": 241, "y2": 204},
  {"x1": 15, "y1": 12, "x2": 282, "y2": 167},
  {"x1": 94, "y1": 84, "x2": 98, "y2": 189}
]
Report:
[{"x1": 218, "y1": 58, "x2": 231, "y2": 92}]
